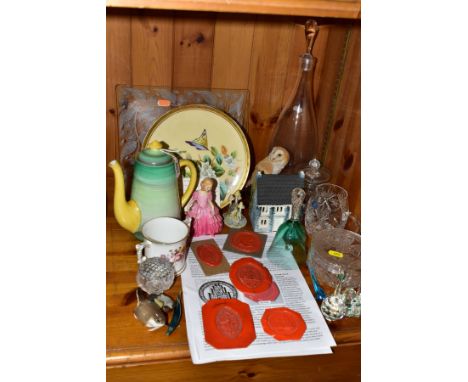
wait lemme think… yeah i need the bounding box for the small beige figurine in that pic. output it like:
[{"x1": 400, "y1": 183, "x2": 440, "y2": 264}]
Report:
[
  {"x1": 246, "y1": 146, "x2": 290, "y2": 187},
  {"x1": 223, "y1": 191, "x2": 247, "y2": 228}
]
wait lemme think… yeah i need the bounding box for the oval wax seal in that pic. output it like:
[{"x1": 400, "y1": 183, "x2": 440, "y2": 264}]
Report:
[
  {"x1": 230, "y1": 231, "x2": 262, "y2": 253},
  {"x1": 229, "y1": 258, "x2": 272, "y2": 294},
  {"x1": 202, "y1": 299, "x2": 256, "y2": 349},
  {"x1": 261, "y1": 307, "x2": 307, "y2": 341},
  {"x1": 197, "y1": 243, "x2": 223, "y2": 267}
]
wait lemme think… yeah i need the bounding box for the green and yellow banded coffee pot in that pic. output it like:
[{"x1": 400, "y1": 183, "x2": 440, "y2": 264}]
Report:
[{"x1": 109, "y1": 140, "x2": 197, "y2": 234}]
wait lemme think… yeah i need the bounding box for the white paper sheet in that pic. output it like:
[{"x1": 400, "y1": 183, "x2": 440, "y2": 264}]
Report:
[{"x1": 181, "y1": 233, "x2": 336, "y2": 364}]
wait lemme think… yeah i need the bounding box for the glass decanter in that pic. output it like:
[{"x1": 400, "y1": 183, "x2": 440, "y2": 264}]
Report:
[{"x1": 268, "y1": 21, "x2": 320, "y2": 174}]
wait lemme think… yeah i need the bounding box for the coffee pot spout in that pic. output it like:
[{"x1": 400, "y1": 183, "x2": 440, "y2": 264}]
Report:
[{"x1": 108, "y1": 160, "x2": 141, "y2": 233}]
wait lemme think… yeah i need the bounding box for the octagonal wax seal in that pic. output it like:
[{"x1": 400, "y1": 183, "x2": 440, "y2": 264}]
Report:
[{"x1": 202, "y1": 299, "x2": 256, "y2": 349}]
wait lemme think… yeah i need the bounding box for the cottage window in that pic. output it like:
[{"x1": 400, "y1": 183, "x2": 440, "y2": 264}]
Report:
[{"x1": 260, "y1": 219, "x2": 267, "y2": 226}]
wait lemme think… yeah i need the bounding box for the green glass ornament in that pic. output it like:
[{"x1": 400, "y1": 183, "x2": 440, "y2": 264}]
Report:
[{"x1": 268, "y1": 188, "x2": 307, "y2": 265}]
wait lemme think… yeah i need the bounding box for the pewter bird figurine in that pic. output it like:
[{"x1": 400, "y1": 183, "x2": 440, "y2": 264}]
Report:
[
  {"x1": 247, "y1": 146, "x2": 290, "y2": 187},
  {"x1": 133, "y1": 288, "x2": 167, "y2": 331}
]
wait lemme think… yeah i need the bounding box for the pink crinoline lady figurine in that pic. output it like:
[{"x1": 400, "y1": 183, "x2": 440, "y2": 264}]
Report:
[{"x1": 186, "y1": 178, "x2": 223, "y2": 237}]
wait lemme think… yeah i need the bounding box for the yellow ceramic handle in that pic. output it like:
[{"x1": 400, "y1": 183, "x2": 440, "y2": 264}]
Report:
[{"x1": 180, "y1": 159, "x2": 198, "y2": 207}]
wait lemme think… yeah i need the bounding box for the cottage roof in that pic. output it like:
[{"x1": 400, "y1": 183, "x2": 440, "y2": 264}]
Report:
[{"x1": 257, "y1": 174, "x2": 304, "y2": 205}]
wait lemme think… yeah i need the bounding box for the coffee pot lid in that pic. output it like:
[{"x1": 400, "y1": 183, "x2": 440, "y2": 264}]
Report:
[{"x1": 138, "y1": 140, "x2": 174, "y2": 166}]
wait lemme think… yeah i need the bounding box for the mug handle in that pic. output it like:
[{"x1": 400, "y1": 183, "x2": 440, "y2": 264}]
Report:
[{"x1": 135, "y1": 241, "x2": 150, "y2": 263}]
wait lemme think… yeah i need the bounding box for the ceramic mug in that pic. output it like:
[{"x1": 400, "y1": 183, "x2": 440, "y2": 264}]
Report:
[{"x1": 135, "y1": 217, "x2": 189, "y2": 275}]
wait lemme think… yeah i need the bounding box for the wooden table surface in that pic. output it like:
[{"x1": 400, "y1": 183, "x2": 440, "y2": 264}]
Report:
[{"x1": 106, "y1": 181, "x2": 361, "y2": 381}]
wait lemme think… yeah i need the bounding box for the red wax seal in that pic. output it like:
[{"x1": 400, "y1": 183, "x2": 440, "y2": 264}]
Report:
[
  {"x1": 230, "y1": 231, "x2": 262, "y2": 253},
  {"x1": 261, "y1": 307, "x2": 307, "y2": 341},
  {"x1": 229, "y1": 258, "x2": 273, "y2": 294},
  {"x1": 196, "y1": 243, "x2": 223, "y2": 267},
  {"x1": 244, "y1": 281, "x2": 280, "y2": 302},
  {"x1": 202, "y1": 299, "x2": 256, "y2": 349}
]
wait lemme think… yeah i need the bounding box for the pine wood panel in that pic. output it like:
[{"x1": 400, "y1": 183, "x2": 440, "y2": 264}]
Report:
[
  {"x1": 211, "y1": 14, "x2": 256, "y2": 89},
  {"x1": 107, "y1": 13, "x2": 132, "y2": 170},
  {"x1": 131, "y1": 12, "x2": 174, "y2": 86},
  {"x1": 313, "y1": 25, "x2": 350, "y2": 162},
  {"x1": 247, "y1": 17, "x2": 294, "y2": 162},
  {"x1": 323, "y1": 25, "x2": 360, "y2": 217},
  {"x1": 173, "y1": 13, "x2": 216, "y2": 88},
  {"x1": 106, "y1": 0, "x2": 362, "y2": 19},
  {"x1": 105, "y1": 11, "x2": 361, "y2": 217}
]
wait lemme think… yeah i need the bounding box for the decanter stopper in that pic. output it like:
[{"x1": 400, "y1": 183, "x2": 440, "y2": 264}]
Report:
[
  {"x1": 305, "y1": 19, "x2": 319, "y2": 54},
  {"x1": 309, "y1": 158, "x2": 320, "y2": 173},
  {"x1": 291, "y1": 188, "x2": 306, "y2": 220}
]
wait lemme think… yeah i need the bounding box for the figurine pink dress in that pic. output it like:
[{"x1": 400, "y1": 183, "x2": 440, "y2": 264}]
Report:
[{"x1": 186, "y1": 182, "x2": 223, "y2": 237}]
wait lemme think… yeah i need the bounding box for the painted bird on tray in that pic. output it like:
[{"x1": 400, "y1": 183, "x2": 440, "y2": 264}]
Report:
[{"x1": 246, "y1": 146, "x2": 290, "y2": 187}]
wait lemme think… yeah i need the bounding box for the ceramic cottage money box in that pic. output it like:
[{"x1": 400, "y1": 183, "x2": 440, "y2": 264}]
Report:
[{"x1": 109, "y1": 140, "x2": 197, "y2": 235}]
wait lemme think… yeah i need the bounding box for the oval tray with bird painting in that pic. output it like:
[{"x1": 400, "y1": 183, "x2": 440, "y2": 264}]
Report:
[{"x1": 143, "y1": 104, "x2": 251, "y2": 208}]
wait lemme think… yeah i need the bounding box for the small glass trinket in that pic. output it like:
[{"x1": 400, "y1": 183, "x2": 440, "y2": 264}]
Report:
[
  {"x1": 343, "y1": 288, "x2": 361, "y2": 318},
  {"x1": 137, "y1": 256, "x2": 175, "y2": 295},
  {"x1": 321, "y1": 295, "x2": 346, "y2": 322},
  {"x1": 320, "y1": 270, "x2": 347, "y2": 321}
]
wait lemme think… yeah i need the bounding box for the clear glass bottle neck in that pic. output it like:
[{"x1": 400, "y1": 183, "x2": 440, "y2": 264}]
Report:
[
  {"x1": 288, "y1": 53, "x2": 314, "y2": 104},
  {"x1": 299, "y1": 53, "x2": 314, "y2": 72}
]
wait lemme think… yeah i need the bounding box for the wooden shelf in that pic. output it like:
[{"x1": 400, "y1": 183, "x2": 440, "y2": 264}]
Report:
[{"x1": 106, "y1": 0, "x2": 361, "y2": 19}]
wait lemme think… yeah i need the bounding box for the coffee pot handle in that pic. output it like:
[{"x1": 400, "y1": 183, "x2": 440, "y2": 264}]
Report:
[{"x1": 179, "y1": 159, "x2": 198, "y2": 207}]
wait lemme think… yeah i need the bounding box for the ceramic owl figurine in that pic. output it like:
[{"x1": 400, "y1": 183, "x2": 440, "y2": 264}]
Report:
[{"x1": 246, "y1": 147, "x2": 290, "y2": 187}]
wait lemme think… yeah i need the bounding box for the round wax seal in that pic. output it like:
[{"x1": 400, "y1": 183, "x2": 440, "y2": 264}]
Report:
[
  {"x1": 261, "y1": 307, "x2": 307, "y2": 341},
  {"x1": 202, "y1": 299, "x2": 256, "y2": 349},
  {"x1": 244, "y1": 281, "x2": 280, "y2": 302},
  {"x1": 196, "y1": 243, "x2": 223, "y2": 267},
  {"x1": 229, "y1": 257, "x2": 272, "y2": 294},
  {"x1": 230, "y1": 231, "x2": 262, "y2": 254},
  {"x1": 198, "y1": 280, "x2": 238, "y2": 302}
]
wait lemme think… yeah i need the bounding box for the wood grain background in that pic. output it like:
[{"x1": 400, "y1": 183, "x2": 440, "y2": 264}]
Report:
[{"x1": 107, "y1": 9, "x2": 361, "y2": 216}]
